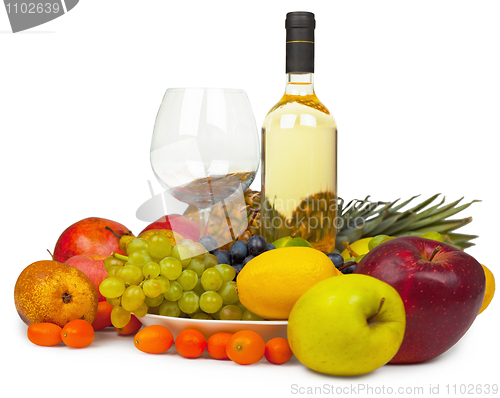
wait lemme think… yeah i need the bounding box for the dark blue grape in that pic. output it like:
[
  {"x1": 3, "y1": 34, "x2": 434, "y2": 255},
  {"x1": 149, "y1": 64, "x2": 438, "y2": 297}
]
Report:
[
  {"x1": 265, "y1": 243, "x2": 276, "y2": 251},
  {"x1": 326, "y1": 252, "x2": 344, "y2": 269},
  {"x1": 213, "y1": 250, "x2": 231, "y2": 265},
  {"x1": 230, "y1": 240, "x2": 248, "y2": 265},
  {"x1": 199, "y1": 235, "x2": 219, "y2": 253},
  {"x1": 341, "y1": 261, "x2": 357, "y2": 274},
  {"x1": 232, "y1": 263, "x2": 244, "y2": 279},
  {"x1": 247, "y1": 235, "x2": 267, "y2": 256},
  {"x1": 242, "y1": 255, "x2": 255, "y2": 266}
]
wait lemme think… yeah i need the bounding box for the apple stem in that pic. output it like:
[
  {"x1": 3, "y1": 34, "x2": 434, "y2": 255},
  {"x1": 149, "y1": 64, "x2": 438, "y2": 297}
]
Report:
[
  {"x1": 429, "y1": 246, "x2": 442, "y2": 261},
  {"x1": 342, "y1": 242, "x2": 359, "y2": 258},
  {"x1": 367, "y1": 297, "x2": 385, "y2": 324},
  {"x1": 112, "y1": 252, "x2": 129, "y2": 262}
]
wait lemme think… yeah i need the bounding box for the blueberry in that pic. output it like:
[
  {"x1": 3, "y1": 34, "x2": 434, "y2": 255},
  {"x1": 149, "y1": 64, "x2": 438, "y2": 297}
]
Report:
[
  {"x1": 199, "y1": 235, "x2": 219, "y2": 253},
  {"x1": 232, "y1": 263, "x2": 244, "y2": 279},
  {"x1": 247, "y1": 235, "x2": 267, "y2": 256},
  {"x1": 265, "y1": 243, "x2": 276, "y2": 251},
  {"x1": 230, "y1": 241, "x2": 248, "y2": 265},
  {"x1": 213, "y1": 250, "x2": 231, "y2": 265},
  {"x1": 326, "y1": 252, "x2": 344, "y2": 269},
  {"x1": 341, "y1": 261, "x2": 357, "y2": 274},
  {"x1": 242, "y1": 255, "x2": 255, "y2": 266}
]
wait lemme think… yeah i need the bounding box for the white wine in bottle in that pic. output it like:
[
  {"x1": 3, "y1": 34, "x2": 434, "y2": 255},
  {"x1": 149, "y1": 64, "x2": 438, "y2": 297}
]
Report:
[{"x1": 260, "y1": 12, "x2": 338, "y2": 253}]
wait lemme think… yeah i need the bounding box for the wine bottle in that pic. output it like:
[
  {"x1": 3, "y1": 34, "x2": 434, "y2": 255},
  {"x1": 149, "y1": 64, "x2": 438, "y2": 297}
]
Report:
[{"x1": 260, "y1": 11, "x2": 338, "y2": 253}]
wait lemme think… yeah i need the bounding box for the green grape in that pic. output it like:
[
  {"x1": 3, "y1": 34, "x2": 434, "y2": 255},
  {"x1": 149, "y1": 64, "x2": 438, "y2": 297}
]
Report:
[
  {"x1": 214, "y1": 264, "x2": 236, "y2": 282},
  {"x1": 156, "y1": 275, "x2": 171, "y2": 293},
  {"x1": 111, "y1": 306, "x2": 131, "y2": 328},
  {"x1": 148, "y1": 232, "x2": 172, "y2": 259},
  {"x1": 180, "y1": 239, "x2": 194, "y2": 246},
  {"x1": 106, "y1": 296, "x2": 121, "y2": 306},
  {"x1": 186, "y1": 257, "x2": 205, "y2": 277},
  {"x1": 419, "y1": 231, "x2": 444, "y2": 242},
  {"x1": 116, "y1": 265, "x2": 144, "y2": 285},
  {"x1": 145, "y1": 295, "x2": 164, "y2": 308},
  {"x1": 99, "y1": 277, "x2": 126, "y2": 298},
  {"x1": 211, "y1": 306, "x2": 221, "y2": 320},
  {"x1": 143, "y1": 279, "x2": 163, "y2": 298},
  {"x1": 159, "y1": 299, "x2": 181, "y2": 317},
  {"x1": 217, "y1": 281, "x2": 239, "y2": 305},
  {"x1": 193, "y1": 277, "x2": 205, "y2": 296},
  {"x1": 121, "y1": 285, "x2": 146, "y2": 312},
  {"x1": 189, "y1": 242, "x2": 207, "y2": 258},
  {"x1": 172, "y1": 244, "x2": 193, "y2": 267},
  {"x1": 368, "y1": 235, "x2": 390, "y2": 251},
  {"x1": 127, "y1": 250, "x2": 153, "y2": 268},
  {"x1": 199, "y1": 291, "x2": 223, "y2": 314},
  {"x1": 104, "y1": 256, "x2": 125, "y2": 271},
  {"x1": 142, "y1": 261, "x2": 160, "y2": 279},
  {"x1": 107, "y1": 265, "x2": 122, "y2": 277},
  {"x1": 219, "y1": 304, "x2": 242, "y2": 320},
  {"x1": 203, "y1": 253, "x2": 218, "y2": 269},
  {"x1": 147, "y1": 305, "x2": 160, "y2": 315},
  {"x1": 177, "y1": 269, "x2": 198, "y2": 291},
  {"x1": 192, "y1": 312, "x2": 213, "y2": 320},
  {"x1": 234, "y1": 301, "x2": 247, "y2": 314},
  {"x1": 201, "y1": 268, "x2": 223, "y2": 291},
  {"x1": 127, "y1": 238, "x2": 149, "y2": 254},
  {"x1": 159, "y1": 257, "x2": 183, "y2": 280},
  {"x1": 133, "y1": 302, "x2": 149, "y2": 318},
  {"x1": 178, "y1": 291, "x2": 200, "y2": 314},
  {"x1": 242, "y1": 309, "x2": 264, "y2": 321},
  {"x1": 164, "y1": 280, "x2": 183, "y2": 301}
]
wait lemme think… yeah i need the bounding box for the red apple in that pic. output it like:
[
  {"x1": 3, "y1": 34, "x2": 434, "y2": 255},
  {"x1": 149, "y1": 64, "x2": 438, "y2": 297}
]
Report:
[
  {"x1": 354, "y1": 236, "x2": 485, "y2": 364},
  {"x1": 53, "y1": 217, "x2": 132, "y2": 263},
  {"x1": 65, "y1": 254, "x2": 108, "y2": 302},
  {"x1": 140, "y1": 214, "x2": 200, "y2": 242}
]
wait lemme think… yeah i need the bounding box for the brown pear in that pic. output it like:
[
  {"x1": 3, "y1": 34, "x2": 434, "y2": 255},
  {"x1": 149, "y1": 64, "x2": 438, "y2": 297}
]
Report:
[{"x1": 14, "y1": 260, "x2": 98, "y2": 327}]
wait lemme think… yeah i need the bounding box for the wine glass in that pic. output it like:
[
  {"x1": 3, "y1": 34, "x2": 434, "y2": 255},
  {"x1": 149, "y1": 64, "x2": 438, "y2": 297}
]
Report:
[{"x1": 150, "y1": 88, "x2": 260, "y2": 242}]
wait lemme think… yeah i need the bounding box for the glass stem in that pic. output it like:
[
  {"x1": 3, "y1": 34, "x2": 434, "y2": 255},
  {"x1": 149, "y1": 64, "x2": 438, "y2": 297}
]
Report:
[{"x1": 198, "y1": 207, "x2": 211, "y2": 237}]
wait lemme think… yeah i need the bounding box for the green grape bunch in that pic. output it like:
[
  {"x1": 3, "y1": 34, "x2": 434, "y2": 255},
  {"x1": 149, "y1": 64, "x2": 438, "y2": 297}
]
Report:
[{"x1": 98, "y1": 232, "x2": 264, "y2": 328}]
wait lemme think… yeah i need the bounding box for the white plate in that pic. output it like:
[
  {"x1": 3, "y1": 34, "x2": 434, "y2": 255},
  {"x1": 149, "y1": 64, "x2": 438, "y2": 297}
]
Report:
[{"x1": 139, "y1": 314, "x2": 288, "y2": 342}]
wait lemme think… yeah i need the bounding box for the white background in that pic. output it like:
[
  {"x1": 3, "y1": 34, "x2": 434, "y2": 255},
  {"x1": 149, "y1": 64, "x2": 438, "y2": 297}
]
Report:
[{"x1": 1, "y1": 1, "x2": 499, "y2": 397}]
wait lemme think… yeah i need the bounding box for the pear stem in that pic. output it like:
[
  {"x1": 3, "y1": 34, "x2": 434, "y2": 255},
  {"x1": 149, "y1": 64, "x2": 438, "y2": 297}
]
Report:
[
  {"x1": 342, "y1": 242, "x2": 359, "y2": 258},
  {"x1": 46, "y1": 249, "x2": 55, "y2": 261},
  {"x1": 112, "y1": 252, "x2": 129, "y2": 262},
  {"x1": 429, "y1": 246, "x2": 441, "y2": 261},
  {"x1": 367, "y1": 297, "x2": 385, "y2": 324}
]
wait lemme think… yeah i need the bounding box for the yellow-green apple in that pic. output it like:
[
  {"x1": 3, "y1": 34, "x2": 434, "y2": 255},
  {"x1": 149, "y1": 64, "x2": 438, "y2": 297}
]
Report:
[
  {"x1": 287, "y1": 274, "x2": 406, "y2": 376},
  {"x1": 53, "y1": 217, "x2": 132, "y2": 263},
  {"x1": 65, "y1": 254, "x2": 108, "y2": 302},
  {"x1": 354, "y1": 236, "x2": 485, "y2": 364}
]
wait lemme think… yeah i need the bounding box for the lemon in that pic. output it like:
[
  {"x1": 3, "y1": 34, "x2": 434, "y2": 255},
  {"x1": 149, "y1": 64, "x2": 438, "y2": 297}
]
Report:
[
  {"x1": 479, "y1": 264, "x2": 495, "y2": 314},
  {"x1": 340, "y1": 237, "x2": 372, "y2": 260},
  {"x1": 236, "y1": 247, "x2": 342, "y2": 320}
]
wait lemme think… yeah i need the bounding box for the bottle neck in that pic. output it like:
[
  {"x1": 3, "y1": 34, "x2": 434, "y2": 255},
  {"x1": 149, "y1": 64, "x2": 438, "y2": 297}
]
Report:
[{"x1": 285, "y1": 72, "x2": 314, "y2": 96}]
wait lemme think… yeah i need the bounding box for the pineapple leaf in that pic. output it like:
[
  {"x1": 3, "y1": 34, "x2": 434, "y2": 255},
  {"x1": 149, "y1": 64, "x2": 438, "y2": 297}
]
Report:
[
  {"x1": 394, "y1": 217, "x2": 473, "y2": 235},
  {"x1": 386, "y1": 195, "x2": 421, "y2": 214},
  {"x1": 443, "y1": 232, "x2": 479, "y2": 244},
  {"x1": 360, "y1": 211, "x2": 388, "y2": 235},
  {"x1": 405, "y1": 200, "x2": 480, "y2": 231},
  {"x1": 396, "y1": 194, "x2": 442, "y2": 221},
  {"x1": 384, "y1": 196, "x2": 446, "y2": 235},
  {"x1": 369, "y1": 211, "x2": 410, "y2": 236}
]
